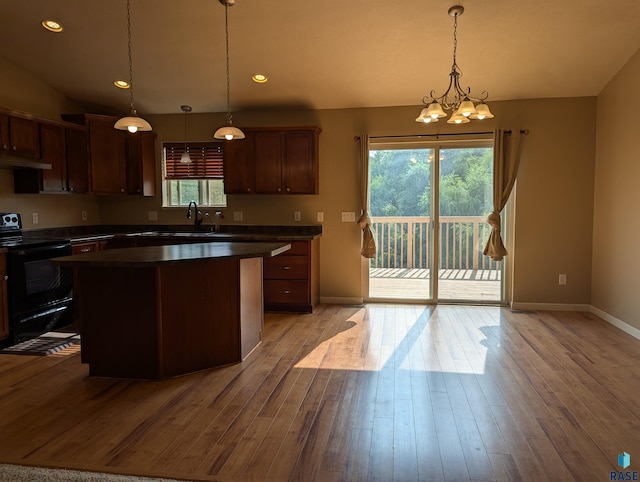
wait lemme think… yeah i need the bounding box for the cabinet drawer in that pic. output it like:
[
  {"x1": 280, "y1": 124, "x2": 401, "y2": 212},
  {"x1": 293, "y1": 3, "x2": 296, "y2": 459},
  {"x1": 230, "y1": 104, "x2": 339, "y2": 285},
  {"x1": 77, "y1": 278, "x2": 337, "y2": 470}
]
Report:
[
  {"x1": 264, "y1": 280, "x2": 309, "y2": 305},
  {"x1": 284, "y1": 241, "x2": 310, "y2": 256},
  {"x1": 263, "y1": 256, "x2": 308, "y2": 280},
  {"x1": 72, "y1": 242, "x2": 100, "y2": 254}
]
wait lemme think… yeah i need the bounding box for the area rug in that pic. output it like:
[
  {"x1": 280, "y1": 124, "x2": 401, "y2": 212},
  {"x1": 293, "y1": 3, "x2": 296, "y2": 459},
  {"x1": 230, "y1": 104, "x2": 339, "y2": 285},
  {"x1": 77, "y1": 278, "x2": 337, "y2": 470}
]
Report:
[
  {"x1": 0, "y1": 332, "x2": 80, "y2": 356},
  {"x1": 0, "y1": 464, "x2": 180, "y2": 481}
]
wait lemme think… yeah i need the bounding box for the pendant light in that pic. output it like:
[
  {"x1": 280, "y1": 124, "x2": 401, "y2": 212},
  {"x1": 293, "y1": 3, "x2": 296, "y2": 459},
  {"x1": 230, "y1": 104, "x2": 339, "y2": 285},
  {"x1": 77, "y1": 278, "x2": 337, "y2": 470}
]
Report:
[
  {"x1": 180, "y1": 105, "x2": 192, "y2": 164},
  {"x1": 114, "y1": 0, "x2": 152, "y2": 133},
  {"x1": 213, "y1": 0, "x2": 245, "y2": 141}
]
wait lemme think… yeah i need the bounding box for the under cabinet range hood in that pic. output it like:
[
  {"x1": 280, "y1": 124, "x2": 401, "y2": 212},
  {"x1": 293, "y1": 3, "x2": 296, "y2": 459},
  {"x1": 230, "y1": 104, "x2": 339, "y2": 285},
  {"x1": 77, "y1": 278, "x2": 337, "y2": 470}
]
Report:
[{"x1": 0, "y1": 152, "x2": 51, "y2": 170}]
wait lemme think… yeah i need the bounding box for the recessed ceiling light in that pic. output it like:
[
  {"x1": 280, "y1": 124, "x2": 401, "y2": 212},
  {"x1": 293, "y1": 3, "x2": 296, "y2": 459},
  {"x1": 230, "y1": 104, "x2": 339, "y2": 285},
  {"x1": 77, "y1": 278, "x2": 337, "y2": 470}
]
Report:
[
  {"x1": 252, "y1": 74, "x2": 268, "y2": 84},
  {"x1": 42, "y1": 19, "x2": 63, "y2": 33},
  {"x1": 114, "y1": 80, "x2": 130, "y2": 89}
]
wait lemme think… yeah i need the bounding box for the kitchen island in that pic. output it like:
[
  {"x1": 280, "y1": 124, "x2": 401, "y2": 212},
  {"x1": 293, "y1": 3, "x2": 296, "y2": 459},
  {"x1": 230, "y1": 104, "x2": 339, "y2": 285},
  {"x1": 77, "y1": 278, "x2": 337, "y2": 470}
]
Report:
[{"x1": 54, "y1": 242, "x2": 290, "y2": 380}]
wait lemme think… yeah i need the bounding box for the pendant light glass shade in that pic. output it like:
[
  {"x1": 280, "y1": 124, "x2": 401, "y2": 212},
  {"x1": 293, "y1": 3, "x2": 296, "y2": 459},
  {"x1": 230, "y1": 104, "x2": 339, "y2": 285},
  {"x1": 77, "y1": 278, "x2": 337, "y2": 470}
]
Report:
[
  {"x1": 214, "y1": 0, "x2": 244, "y2": 141},
  {"x1": 114, "y1": 111, "x2": 152, "y2": 133},
  {"x1": 180, "y1": 105, "x2": 192, "y2": 163},
  {"x1": 214, "y1": 124, "x2": 246, "y2": 140},
  {"x1": 447, "y1": 111, "x2": 470, "y2": 124},
  {"x1": 114, "y1": 0, "x2": 151, "y2": 133},
  {"x1": 469, "y1": 102, "x2": 494, "y2": 120}
]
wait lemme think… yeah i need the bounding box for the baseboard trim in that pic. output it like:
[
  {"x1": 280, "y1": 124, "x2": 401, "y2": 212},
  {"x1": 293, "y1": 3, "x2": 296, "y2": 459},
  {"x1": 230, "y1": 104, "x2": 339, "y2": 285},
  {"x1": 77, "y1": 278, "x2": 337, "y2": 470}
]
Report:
[
  {"x1": 320, "y1": 296, "x2": 364, "y2": 305},
  {"x1": 510, "y1": 302, "x2": 591, "y2": 312},
  {"x1": 590, "y1": 306, "x2": 640, "y2": 341}
]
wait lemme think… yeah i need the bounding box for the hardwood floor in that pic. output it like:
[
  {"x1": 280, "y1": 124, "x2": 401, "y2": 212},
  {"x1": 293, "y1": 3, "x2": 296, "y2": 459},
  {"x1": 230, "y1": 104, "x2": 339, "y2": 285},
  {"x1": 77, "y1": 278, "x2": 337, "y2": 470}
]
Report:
[{"x1": 1, "y1": 305, "x2": 639, "y2": 481}]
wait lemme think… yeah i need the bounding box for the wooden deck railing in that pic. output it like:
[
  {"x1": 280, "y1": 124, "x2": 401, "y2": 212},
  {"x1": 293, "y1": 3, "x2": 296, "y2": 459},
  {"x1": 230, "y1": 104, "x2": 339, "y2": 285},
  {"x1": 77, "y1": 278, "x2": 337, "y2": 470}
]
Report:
[{"x1": 371, "y1": 216, "x2": 499, "y2": 271}]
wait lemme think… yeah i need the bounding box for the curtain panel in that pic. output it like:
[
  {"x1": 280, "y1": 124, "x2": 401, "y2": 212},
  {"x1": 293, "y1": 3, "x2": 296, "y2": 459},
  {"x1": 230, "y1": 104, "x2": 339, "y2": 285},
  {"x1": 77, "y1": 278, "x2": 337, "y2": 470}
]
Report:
[
  {"x1": 358, "y1": 134, "x2": 376, "y2": 258},
  {"x1": 483, "y1": 129, "x2": 524, "y2": 261}
]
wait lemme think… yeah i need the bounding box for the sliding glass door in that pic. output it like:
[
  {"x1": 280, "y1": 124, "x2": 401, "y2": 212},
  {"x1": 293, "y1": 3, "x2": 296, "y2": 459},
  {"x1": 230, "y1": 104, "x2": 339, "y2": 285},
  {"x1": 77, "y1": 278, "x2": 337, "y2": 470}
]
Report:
[{"x1": 368, "y1": 137, "x2": 502, "y2": 303}]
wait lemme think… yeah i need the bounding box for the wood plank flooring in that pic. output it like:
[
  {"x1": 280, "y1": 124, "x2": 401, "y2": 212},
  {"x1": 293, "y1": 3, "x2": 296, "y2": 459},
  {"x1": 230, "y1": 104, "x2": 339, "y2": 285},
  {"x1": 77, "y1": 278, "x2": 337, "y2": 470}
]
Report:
[{"x1": 0, "y1": 305, "x2": 639, "y2": 481}]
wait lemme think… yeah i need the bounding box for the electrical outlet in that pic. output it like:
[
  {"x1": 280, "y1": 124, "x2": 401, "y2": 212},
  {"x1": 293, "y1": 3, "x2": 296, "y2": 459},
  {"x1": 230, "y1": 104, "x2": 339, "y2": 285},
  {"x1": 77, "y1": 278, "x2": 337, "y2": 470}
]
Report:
[
  {"x1": 81, "y1": 210, "x2": 88, "y2": 222},
  {"x1": 559, "y1": 273, "x2": 567, "y2": 285},
  {"x1": 148, "y1": 211, "x2": 158, "y2": 221},
  {"x1": 316, "y1": 211, "x2": 324, "y2": 223},
  {"x1": 31, "y1": 213, "x2": 39, "y2": 224},
  {"x1": 233, "y1": 211, "x2": 244, "y2": 222},
  {"x1": 294, "y1": 211, "x2": 301, "y2": 222},
  {"x1": 341, "y1": 211, "x2": 356, "y2": 222}
]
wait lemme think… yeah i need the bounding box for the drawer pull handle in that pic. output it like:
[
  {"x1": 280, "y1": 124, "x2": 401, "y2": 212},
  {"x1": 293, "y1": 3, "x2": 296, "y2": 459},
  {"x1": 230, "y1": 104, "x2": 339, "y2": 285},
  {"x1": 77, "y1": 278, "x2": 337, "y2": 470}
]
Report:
[
  {"x1": 279, "y1": 290, "x2": 292, "y2": 294},
  {"x1": 81, "y1": 247, "x2": 91, "y2": 252},
  {"x1": 281, "y1": 266, "x2": 291, "y2": 270}
]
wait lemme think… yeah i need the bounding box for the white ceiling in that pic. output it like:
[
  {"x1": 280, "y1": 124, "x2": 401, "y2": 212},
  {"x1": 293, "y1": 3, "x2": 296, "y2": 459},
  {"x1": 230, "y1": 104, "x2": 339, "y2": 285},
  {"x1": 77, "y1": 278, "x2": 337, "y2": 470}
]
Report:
[{"x1": 1, "y1": 0, "x2": 639, "y2": 116}]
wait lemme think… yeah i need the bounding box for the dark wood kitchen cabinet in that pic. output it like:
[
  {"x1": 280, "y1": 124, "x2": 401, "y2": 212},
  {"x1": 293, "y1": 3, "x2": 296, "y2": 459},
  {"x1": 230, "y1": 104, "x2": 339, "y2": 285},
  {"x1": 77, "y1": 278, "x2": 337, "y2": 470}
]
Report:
[
  {"x1": 223, "y1": 126, "x2": 320, "y2": 195},
  {"x1": 0, "y1": 113, "x2": 40, "y2": 158},
  {"x1": 263, "y1": 238, "x2": 319, "y2": 312},
  {"x1": 13, "y1": 122, "x2": 90, "y2": 194},
  {"x1": 0, "y1": 253, "x2": 8, "y2": 341},
  {"x1": 223, "y1": 132, "x2": 255, "y2": 193},
  {"x1": 62, "y1": 113, "x2": 156, "y2": 196},
  {"x1": 85, "y1": 114, "x2": 127, "y2": 194},
  {"x1": 126, "y1": 131, "x2": 157, "y2": 196}
]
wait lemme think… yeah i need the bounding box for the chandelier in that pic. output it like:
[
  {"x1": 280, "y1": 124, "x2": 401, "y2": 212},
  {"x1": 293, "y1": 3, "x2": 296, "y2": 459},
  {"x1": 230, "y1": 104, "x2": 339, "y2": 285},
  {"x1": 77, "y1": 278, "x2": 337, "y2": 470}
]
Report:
[{"x1": 415, "y1": 5, "x2": 493, "y2": 125}]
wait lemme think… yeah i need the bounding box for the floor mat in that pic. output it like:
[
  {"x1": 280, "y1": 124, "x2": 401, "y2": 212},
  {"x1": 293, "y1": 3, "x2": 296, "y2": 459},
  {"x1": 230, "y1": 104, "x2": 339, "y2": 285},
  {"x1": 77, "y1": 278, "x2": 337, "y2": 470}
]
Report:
[{"x1": 0, "y1": 332, "x2": 80, "y2": 356}]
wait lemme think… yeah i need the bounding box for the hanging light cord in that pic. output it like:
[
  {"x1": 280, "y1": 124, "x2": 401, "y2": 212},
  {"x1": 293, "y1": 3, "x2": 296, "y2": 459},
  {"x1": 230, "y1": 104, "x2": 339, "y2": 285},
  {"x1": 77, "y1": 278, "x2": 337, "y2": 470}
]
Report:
[
  {"x1": 126, "y1": 0, "x2": 137, "y2": 115},
  {"x1": 223, "y1": 3, "x2": 233, "y2": 126}
]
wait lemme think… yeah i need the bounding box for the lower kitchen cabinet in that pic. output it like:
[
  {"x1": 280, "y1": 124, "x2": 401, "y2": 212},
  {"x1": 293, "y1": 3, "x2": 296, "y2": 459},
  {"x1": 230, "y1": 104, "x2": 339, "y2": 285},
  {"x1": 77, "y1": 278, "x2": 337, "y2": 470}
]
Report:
[
  {"x1": 263, "y1": 239, "x2": 319, "y2": 313},
  {"x1": 71, "y1": 240, "x2": 107, "y2": 254},
  {"x1": 0, "y1": 253, "x2": 8, "y2": 341}
]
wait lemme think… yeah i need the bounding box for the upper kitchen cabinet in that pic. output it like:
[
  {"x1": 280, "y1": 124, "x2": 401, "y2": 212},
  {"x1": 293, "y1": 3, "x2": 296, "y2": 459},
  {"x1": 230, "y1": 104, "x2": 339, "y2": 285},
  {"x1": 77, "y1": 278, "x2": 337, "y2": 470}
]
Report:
[
  {"x1": 13, "y1": 121, "x2": 90, "y2": 194},
  {"x1": 126, "y1": 131, "x2": 157, "y2": 196},
  {"x1": 85, "y1": 114, "x2": 127, "y2": 194},
  {"x1": 62, "y1": 113, "x2": 156, "y2": 196},
  {"x1": 0, "y1": 112, "x2": 40, "y2": 158},
  {"x1": 223, "y1": 132, "x2": 255, "y2": 194},
  {"x1": 65, "y1": 125, "x2": 90, "y2": 193},
  {"x1": 223, "y1": 126, "x2": 321, "y2": 195}
]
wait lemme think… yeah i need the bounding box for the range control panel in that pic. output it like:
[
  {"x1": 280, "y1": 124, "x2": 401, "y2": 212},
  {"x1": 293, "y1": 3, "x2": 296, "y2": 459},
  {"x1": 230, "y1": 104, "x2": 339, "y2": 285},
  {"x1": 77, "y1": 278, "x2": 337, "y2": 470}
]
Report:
[{"x1": 0, "y1": 213, "x2": 22, "y2": 235}]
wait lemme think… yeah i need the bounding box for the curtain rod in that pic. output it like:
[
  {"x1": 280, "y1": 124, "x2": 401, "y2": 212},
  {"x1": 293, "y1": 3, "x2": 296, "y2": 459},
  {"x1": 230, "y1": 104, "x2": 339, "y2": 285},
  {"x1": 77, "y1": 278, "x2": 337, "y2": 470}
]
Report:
[{"x1": 354, "y1": 129, "x2": 529, "y2": 141}]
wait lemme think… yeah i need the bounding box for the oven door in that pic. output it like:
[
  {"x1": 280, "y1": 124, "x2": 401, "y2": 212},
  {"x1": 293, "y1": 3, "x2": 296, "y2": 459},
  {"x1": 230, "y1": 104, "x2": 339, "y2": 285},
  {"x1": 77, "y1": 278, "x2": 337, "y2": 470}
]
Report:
[{"x1": 7, "y1": 242, "x2": 73, "y2": 341}]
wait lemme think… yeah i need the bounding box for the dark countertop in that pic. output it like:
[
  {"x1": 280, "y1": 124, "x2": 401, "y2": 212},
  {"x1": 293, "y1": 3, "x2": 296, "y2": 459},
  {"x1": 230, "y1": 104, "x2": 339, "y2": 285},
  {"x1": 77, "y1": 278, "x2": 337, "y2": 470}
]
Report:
[
  {"x1": 25, "y1": 224, "x2": 322, "y2": 244},
  {"x1": 53, "y1": 241, "x2": 291, "y2": 268}
]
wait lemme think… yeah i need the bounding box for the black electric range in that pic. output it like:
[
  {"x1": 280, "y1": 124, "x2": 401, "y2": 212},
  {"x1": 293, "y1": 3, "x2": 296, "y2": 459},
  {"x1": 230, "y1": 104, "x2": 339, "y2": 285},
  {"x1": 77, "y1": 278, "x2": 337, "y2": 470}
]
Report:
[{"x1": 0, "y1": 213, "x2": 73, "y2": 345}]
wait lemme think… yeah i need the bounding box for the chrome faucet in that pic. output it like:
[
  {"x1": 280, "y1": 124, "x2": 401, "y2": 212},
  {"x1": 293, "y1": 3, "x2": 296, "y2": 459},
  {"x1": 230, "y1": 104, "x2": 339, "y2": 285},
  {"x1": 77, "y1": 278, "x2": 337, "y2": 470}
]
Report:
[
  {"x1": 186, "y1": 201, "x2": 203, "y2": 230},
  {"x1": 203, "y1": 211, "x2": 224, "y2": 232}
]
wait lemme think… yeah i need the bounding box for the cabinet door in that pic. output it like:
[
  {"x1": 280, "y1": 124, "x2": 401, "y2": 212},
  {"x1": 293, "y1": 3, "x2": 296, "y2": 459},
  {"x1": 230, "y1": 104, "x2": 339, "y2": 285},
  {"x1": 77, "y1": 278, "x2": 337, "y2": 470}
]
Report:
[
  {"x1": 223, "y1": 134, "x2": 255, "y2": 194},
  {"x1": 65, "y1": 127, "x2": 89, "y2": 193},
  {"x1": 126, "y1": 132, "x2": 156, "y2": 196},
  {"x1": 0, "y1": 114, "x2": 9, "y2": 152},
  {"x1": 8, "y1": 116, "x2": 40, "y2": 158},
  {"x1": 0, "y1": 254, "x2": 8, "y2": 341},
  {"x1": 254, "y1": 131, "x2": 283, "y2": 193},
  {"x1": 88, "y1": 118, "x2": 126, "y2": 194},
  {"x1": 284, "y1": 130, "x2": 318, "y2": 194},
  {"x1": 40, "y1": 123, "x2": 67, "y2": 192}
]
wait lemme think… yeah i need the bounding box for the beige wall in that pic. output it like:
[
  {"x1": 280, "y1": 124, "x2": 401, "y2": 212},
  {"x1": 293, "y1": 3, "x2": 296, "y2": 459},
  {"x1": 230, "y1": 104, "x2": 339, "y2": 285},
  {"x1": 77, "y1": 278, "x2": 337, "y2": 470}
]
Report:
[
  {"x1": 592, "y1": 48, "x2": 640, "y2": 331},
  {"x1": 0, "y1": 57, "x2": 100, "y2": 228},
  {"x1": 1, "y1": 55, "x2": 600, "y2": 308},
  {"x1": 100, "y1": 98, "x2": 597, "y2": 305}
]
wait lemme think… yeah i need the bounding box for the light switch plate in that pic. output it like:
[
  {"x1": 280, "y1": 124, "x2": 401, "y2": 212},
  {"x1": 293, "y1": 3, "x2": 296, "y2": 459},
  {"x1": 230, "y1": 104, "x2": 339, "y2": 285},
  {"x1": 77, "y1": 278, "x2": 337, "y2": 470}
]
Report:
[
  {"x1": 81, "y1": 210, "x2": 88, "y2": 222},
  {"x1": 148, "y1": 211, "x2": 158, "y2": 221},
  {"x1": 316, "y1": 211, "x2": 324, "y2": 223},
  {"x1": 341, "y1": 211, "x2": 356, "y2": 222},
  {"x1": 294, "y1": 211, "x2": 301, "y2": 222},
  {"x1": 32, "y1": 213, "x2": 39, "y2": 224},
  {"x1": 233, "y1": 211, "x2": 244, "y2": 222}
]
